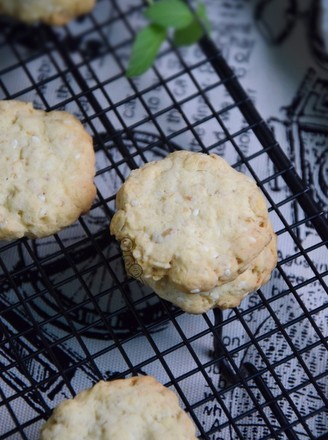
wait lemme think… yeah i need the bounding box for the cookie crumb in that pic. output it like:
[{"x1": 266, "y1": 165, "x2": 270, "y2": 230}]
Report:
[{"x1": 224, "y1": 269, "x2": 231, "y2": 277}]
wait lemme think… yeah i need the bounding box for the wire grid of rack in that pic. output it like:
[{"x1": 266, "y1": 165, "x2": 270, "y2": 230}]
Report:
[{"x1": 0, "y1": 1, "x2": 328, "y2": 439}]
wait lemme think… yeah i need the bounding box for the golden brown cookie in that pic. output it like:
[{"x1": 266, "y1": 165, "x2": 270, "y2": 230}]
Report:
[
  {"x1": 146, "y1": 230, "x2": 277, "y2": 314},
  {"x1": 0, "y1": 0, "x2": 95, "y2": 25},
  {"x1": 110, "y1": 151, "x2": 274, "y2": 294},
  {"x1": 0, "y1": 100, "x2": 96, "y2": 240},
  {"x1": 40, "y1": 376, "x2": 197, "y2": 440}
]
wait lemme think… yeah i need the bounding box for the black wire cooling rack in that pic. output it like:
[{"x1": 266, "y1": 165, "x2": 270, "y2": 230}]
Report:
[{"x1": 0, "y1": 1, "x2": 328, "y2": 439}]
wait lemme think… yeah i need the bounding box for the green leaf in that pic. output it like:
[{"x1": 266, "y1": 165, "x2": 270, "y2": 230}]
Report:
[
  {"x1": 173, "y1": 3, "x2": 210, "y2": 46},
  {"x1": 197, "y1": 3, "x2": 211, "y2": 33},
  {"x1": 126, "y1": 24, "x2": 166, "y2": 77},
  {"x1": 145, "y1": 0, "x2": 193, "y2": 29},
  {"x1": 173, "y1": 19, "x2": 202, "y2": 46}
]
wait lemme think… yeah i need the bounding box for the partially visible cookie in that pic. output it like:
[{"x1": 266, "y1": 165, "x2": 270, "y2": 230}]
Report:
[
  {"x1": 0, "y1": 0, "x2": 95, "y2": 25},
  {"x1": 0, "y1": 100, "x2": 96, "y2": 240},
  {"x1": 40, "y1": 376, "x2": 197, "y2": 440},
  {"x1": 110, "y1": 150, "x2": 273, "y2": 294},
  {"x1": 146, "y1": 229, "x2": 277, "y2": 314}
]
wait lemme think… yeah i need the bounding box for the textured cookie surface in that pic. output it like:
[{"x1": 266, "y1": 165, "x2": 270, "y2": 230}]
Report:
[
  {"x1": 110, "y1": 150, "x2": 272, "y2": 294},
  {"x1": 146, "y1": 228, "x2": 277, "y2": 314},
  {"x1": 0, "y1": 100, "x2": 96, "y2": 240},
  {"x1": 40, "y1": 376, "x2": 197, "y2": 440},
  {"x1": 0, "y1": 0, "x2": 95, "y2": 25}
]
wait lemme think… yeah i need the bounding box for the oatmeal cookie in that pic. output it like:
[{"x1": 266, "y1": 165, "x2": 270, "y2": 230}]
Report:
[
  {"x1": 110, "y1": 151, "x2": 273, "y2": 294},
  {"x1": 0, "y1": 100, "x2": 96, "y2": 240},
  {"x1": 0, "y1": 0, "x2": 95, "y2": 25},
  {"x1": 40, "y1": 376, "x2": 197, "y2": 440}
]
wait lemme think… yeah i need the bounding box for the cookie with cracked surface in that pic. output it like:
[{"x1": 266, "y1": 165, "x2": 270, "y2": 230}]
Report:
[
  {"x1": 110, "y1": 150, "x2": 273, "y2": 296},
  {"x1": 146, "y1": 228, "x2": 277, "y2": 314},
  {"x1": 0, "y1": 100, "x2": 96, "y2": 240},
  {"x1": 0, "y1": 0, "x2": 95, "y2": 25},
  {"x1": 40, "y1": 376, "x2": 197, "y2": 440}
]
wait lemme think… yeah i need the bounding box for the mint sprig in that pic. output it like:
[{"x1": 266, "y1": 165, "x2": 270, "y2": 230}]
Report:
[
  {"x1": 173, "y1": 3, "x2": 210, "y2": 46},
  {"x1": 145, "y1": 0, "x2": 194, "y2": 29},
  {"x1": 127, "y1": 0, "x2": 210, "y2": 77},
  {"x1": 126, "y1": 24, "x2": 167, "y2": 77}
]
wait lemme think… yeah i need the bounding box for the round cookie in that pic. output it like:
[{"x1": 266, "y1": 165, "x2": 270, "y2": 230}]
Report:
[
  {"x1": 0, "y1": 0, "x2": 95, "y2": 25},
  {"x1": 0, "y1": 100, "x2": 96, "y2": 240},
  {"x1": 146, "y1": 230, "x2": 277, "y2": 314},
  {"x1": 40, "y1": 376, "x2": 197, "y2": 440},
  {"x1": 110, "y1": 150, "x2": 273, "y2": 294}
]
